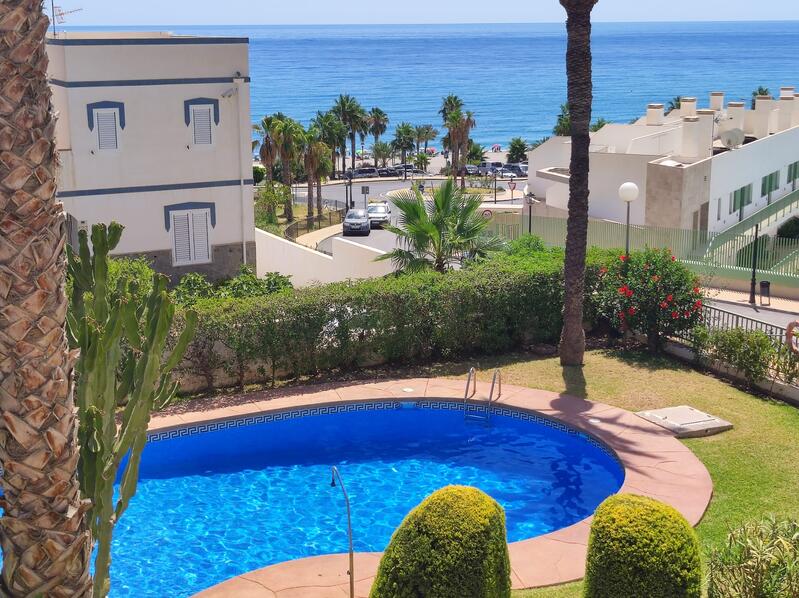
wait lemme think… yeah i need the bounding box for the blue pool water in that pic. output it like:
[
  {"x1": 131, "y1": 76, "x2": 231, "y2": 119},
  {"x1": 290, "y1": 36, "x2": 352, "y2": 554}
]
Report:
[{"x1": 110, "y1": 402, "x2": 624, "y2": 597}]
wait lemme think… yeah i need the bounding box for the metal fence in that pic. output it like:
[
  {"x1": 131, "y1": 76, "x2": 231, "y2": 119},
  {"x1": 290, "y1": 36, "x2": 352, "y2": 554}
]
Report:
[
  {"x1": 284, "y1": 205, "x2": 347, "y2": 242},
  {"x1": 698, "y1": 304, "x2": 786, "y2": 344}
]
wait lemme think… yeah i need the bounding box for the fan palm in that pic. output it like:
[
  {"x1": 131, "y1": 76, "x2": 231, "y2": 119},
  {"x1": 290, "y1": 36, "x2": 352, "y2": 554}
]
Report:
[
  {"x1": 439, "y1": 94, "x2": 464, "y2": 123},
  {"x1": 467, "y1": 140, "x2": 487, "y2": 165},
  {"x1": 367, "y1": 107, "x2": 389, "y2": 146},
  {"x1": 0, "y1": 3, "x2": 92, "y2": 595},
  {"x1": 666, "y1": 96, "x2": 682, "y2": 115},
  {"x1": 751, "y1": 86, "x2": 771, "y2": 109},
  {"x1": 332, "y1": 94, "x2": 367, "y2": 171},
  {"x1": 446, "y1": 109, "x2": 476, "y2": 187},
  {"x1": 417, "y1": 124, "x2": 439, "y2": 154},
  {"x1": 272, "y1": 117, "x2": 306, "y2": 222},
  {"x1": 252, "y1": 112, "x2": 285, "y2": 183},
  {"x1": 312, "y1": 110, "x2": 347, "y2": 179},
  {"x1": 377, "y1": 178, "x2": 503, "y2": 273},
  {"x1": 559, "y1": 0, "x2": 599, "y2": 366},
  {"x1": 372, "y1": 141, "x2": 393, "y2": 168},
  {"x1": 302, "y1": 126, "x2": 330, "y2": 219},
  {"x1": 553, "y1": 103, "x2": 572, "y2": 136},
  {"x1": 507, "y1": 137, "x2": 529, "y2": 163},
  {"x1": 392, "y1": 122, "x2": 416, "y2": 179}
]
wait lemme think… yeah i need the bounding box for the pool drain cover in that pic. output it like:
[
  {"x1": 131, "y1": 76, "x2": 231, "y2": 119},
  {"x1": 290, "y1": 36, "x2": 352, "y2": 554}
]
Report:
[{"x1": 635, "y1": 405, "x2": 732, "y2": 438}]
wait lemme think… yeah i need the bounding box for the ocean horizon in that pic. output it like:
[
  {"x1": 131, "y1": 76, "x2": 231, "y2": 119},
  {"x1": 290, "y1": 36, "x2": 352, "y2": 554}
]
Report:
[{"x1": 63, "y1": 21, "x2": 799, "y2": 147}]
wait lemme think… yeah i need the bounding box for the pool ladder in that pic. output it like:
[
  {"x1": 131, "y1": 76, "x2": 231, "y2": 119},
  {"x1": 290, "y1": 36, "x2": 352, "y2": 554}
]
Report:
[{"x1": 463, "y1": 367, "x2": 502, "y2": 424}]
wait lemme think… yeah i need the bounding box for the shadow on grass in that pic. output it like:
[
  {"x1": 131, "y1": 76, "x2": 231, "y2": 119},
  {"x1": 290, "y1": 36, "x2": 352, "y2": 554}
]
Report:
[{"x1": 598, "y1": 345, "x2": 684, "y2": 373}]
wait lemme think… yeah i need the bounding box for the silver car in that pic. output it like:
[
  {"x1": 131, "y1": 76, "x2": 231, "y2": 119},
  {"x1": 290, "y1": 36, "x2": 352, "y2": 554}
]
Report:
[
  {"x1": 342, "y1": 209, "x2": 371, "y2": 236},
  {"x1": 367, "y1": 202, "x2": 391, "y2": 228}
]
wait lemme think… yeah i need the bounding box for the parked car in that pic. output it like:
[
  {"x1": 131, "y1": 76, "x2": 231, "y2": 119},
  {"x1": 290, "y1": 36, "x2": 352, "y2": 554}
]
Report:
[
  {"x1": 367, "y1": 201, "x2": 392, "y2": 228},
  {"x1": 464, "y1": 164, "x2": 478, "y2": 175},
  {"x1": 503, "y1": 163, "x2": 526, "y2": 177},
  {"x1": 378, "y1": 168, "x2": 394, "y2": 177},
  {"x1": 342, "y1": 209, "x2": 371, "y2": 236},
  {"x1": 353, "y1": 167, "x2": 378, "y2": 179},
  {"x1": 478, "y1": 161, "x2": 503, "y2": 176}
]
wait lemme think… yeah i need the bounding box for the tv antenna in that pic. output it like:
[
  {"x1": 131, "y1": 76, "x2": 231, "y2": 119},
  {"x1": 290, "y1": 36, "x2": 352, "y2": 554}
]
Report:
[{"x1": 50, "y1": 2, "x2": 83, "y2": 37}]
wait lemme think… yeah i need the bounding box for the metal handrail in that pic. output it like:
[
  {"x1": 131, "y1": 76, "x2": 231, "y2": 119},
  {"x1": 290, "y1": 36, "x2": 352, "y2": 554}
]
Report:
[
  {"x1": 464, "y1": 367, "x2": 476, "y2": 401},
  {"x1": 488, "y1": 369, "x2": 502, "y2": 410}
]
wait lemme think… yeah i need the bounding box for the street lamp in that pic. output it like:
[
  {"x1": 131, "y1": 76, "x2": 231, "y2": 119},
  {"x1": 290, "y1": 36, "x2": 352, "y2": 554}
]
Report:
[
  {"x1": 619, "y1": 182, "x2": 640, "y2": 259},
  {"x1": 330, "y1": 466, "x2": 355, "y2": 598}
]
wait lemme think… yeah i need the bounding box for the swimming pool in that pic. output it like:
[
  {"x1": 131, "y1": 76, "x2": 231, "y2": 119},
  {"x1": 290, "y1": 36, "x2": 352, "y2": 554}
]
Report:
[{"x1": 111, "y1": 400, "x2": 625, "y2": 597}]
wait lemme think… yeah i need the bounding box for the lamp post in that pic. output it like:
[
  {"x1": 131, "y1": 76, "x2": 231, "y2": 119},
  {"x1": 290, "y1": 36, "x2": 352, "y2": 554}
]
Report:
[
  {"x1": 619, "y1": 182, "x2": 640, "y2": 260},
  {"x1": 749, "y1": 223, "x2": 760, "y2": 305},
  {"x1": 330, "y1": 466, "x2": 355, "y2": 598}
]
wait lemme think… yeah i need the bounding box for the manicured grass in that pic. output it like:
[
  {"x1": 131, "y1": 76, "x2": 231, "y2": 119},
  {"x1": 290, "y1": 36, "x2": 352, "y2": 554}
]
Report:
[
  {"x1": 255, "y1": 201, "x2": 333, "y2": 236},
  {"x1": 445, "y1": 348, "x2": 799, "y2": 598}
]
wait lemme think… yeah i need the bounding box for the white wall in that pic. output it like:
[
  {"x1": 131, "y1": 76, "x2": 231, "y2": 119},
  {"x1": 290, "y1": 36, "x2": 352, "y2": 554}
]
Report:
[
  {"x1": 708, "y1": 125, "x2": 799, "y2": 233},
  {"x1": 526, "y1": 137, "x2": 570, "y2": 198},
  {"x1": 255, "y1": 229, "x2": 394, "y2": 286}
]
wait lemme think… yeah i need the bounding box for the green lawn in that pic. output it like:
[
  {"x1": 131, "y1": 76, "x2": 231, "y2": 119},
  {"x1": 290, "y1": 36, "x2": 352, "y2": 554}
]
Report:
[{"x1": 440, "y1": 349, "x2": 799, "y2": 598}]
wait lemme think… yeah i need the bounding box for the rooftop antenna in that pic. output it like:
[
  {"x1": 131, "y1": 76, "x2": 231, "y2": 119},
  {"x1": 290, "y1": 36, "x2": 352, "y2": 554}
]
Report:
[{"x1": 50, "y1": 3, "x2": 83, "y2": 37}]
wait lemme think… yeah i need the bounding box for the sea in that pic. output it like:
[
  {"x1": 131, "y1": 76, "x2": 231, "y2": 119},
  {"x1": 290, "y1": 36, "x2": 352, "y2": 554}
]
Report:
[{"x1": 67, "y1": 21, "x2": 799, "y2": 147}]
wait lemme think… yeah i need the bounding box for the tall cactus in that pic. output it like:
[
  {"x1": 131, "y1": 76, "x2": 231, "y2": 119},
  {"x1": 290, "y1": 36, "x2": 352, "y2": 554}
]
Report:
[{"x1": 66, "y1": 223, "x2": 197, "y2": 598}]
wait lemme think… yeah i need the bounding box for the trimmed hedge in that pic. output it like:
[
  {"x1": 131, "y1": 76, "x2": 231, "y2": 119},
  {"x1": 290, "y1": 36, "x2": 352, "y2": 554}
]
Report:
[
  {"x1": 584, "y1": 494, "x2": 701, "y2": 598},
  {"x1": 370, "y1": 486, "x2": 511, "y2": 598},
  {"x1": 171, "y1": 246, "x2": 614, "y2": 391}
]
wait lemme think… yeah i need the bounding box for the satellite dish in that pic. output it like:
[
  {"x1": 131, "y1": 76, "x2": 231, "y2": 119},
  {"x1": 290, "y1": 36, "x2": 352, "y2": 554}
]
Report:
[{"x1": 720, "y1": 128, "x2": 745, "y2": 149}]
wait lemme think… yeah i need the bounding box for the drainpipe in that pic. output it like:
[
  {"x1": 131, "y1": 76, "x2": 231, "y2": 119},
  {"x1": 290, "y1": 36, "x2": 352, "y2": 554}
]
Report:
[{"x1": 233, "y1": 73, "x2": 247, "y2": 267}]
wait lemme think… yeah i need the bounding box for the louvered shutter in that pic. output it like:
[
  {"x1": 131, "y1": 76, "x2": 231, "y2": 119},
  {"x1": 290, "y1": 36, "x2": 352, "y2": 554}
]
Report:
[
  {"x1": 192, "y1": 106, "x2": 212, "y2": 145},
  {"x1": 172, "y1": 213, "x2": 192, "y2": 265},
  {"x1": 191, "y1": 210, "x2": 211, "y2": 262},
  {"x1": 96, "y1": 111, "x2": 118, "y2": 150}
]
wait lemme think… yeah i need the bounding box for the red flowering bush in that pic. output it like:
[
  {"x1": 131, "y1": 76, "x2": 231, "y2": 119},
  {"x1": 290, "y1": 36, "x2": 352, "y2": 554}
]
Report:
[{"x1": 598, "y1": 248, "x2": 703, "y2": 351}]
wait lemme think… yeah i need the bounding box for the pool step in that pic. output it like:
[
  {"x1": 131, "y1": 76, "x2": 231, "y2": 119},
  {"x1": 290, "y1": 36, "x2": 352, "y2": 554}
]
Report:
[
  {"x1": 464, "y1": 402, "x2": 490, "y2": 423},
  {"x1": 463, "y1": 367, "x2": 502, "y2": 425}
]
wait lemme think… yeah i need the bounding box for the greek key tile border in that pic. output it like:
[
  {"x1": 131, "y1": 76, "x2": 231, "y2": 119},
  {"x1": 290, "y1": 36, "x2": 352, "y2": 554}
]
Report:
[{"x1": 148, "y1": 399, "x2": 621, "y2": 465}]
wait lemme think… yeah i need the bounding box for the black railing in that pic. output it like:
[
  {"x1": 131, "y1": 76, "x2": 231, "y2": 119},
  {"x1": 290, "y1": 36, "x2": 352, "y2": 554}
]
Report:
[
  {"x1": 673, "y1": 304, "x2": 787, "y2": 347},
  {"x1": 284, "y1": 203, "x2": 347, "y2": 243}
]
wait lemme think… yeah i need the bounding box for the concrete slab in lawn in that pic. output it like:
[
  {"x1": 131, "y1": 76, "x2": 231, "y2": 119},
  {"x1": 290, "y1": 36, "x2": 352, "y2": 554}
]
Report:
[{"x1": 636, "y1": 405, "x2": 733, "y2": 438}]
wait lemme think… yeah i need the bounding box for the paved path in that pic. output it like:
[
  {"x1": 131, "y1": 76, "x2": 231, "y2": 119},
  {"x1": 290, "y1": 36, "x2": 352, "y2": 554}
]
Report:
[{"x1": 705, "y1": 287, "x2": 798, "y2": 329}]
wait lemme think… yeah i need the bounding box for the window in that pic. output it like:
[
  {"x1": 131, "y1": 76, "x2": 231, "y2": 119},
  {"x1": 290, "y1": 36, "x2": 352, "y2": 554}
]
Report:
[
  {"x1": 717, "y1": 197, "x2": 722, "y2": 221},
  {"x1": 192, "y1": 105, "x2": 213, "y2": 145},
  {"x1": 729, "y1": 184, "x2": 752, "y2": 214},
  {"x1": 95, "y1": 109, "x2": 119, "y2": 150},
  {"x1": 788, "y1": 161, "x2": 799, "y2": 189},
  {"x1": 171, "y1": 209, "x2": 211, "y2": 266},
  {"x1": 761, "y1": 170, "x2": 780, "y2": 197}
]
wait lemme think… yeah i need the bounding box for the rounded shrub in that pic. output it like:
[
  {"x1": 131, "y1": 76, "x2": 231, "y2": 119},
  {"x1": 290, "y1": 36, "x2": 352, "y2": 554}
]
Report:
[
  {"x1": 584, "y1": 494, "x2": 701, "y2": 598},
  {"x1": 370, "y1": 485, "x2": 511, "y2": 598}
]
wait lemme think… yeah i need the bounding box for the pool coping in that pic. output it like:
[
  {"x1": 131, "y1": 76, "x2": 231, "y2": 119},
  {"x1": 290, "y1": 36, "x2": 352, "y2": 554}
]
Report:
[{"x1": 147, "y1": 377, "x2": 713, "y2": 597}]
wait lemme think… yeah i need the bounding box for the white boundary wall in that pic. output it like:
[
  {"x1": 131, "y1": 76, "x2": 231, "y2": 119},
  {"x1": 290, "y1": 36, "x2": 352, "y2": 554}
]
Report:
[{"x1": 254, "y1": 228, "x2": 393, "y2": 286}]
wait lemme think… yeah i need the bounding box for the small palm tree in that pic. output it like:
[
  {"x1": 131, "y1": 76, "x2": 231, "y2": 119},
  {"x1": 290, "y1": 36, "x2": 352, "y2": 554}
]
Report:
[
  {"x1": 313, "y1": 110, "x2": 347, "y2": 178},
  {"x1": 372, "y1": 141, "x2": 393, "y2": 167},
  {"x1": 553, "y1": 103, "x2": 572, "y2": 136},
  {"x1": 272, "y1": 117, "x2": 306, "y2": 222},
  {"x1": 377, "y1": 178, "x2": 503, "y2": 273},
  {"x1": 751, "y1": 86, "x2": 771, "y2": 109},
  {"x1": 666, "y1": 96, "x2": 682, "y2": 115},
  {"x1": 507, "y1": 137, "x2": 529, "y2": 163},
  {"x1": 530, "y1": 136, "x2": 551, "y2": 150},
  {"x1": 302, "y1": 126, "x2": 330, "y2": 219},
  {"x1": 392, "y1": 122, "x2": 416, "y2": 178},
  {"x1": 466, "y1": 140, "x2": 487, "y2": 165},
  {"x1": 413, "y1": 152, "x2": 430, "y2": 172},
  {"x1": 253, "y1": 112, "x2": 285, "y2": 183},
  {"x1": 590, "y1": 117, "x2": 610, "y2": 132}
]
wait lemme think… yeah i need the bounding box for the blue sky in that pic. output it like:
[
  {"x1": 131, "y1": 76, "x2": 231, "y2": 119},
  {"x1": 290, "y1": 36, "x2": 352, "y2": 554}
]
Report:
[{"x1": 50, "y1": 1, "x2": 799, "y2": 26}]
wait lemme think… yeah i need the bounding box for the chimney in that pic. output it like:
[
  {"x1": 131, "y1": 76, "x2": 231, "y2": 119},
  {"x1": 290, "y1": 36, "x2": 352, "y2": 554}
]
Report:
[
  {"x1": 780, "y1": 86, "x2": 795, "y2": 98},
  {"x1": 646, "y1": 103, "x2": 664, "y2": 126},
  {"x1": 681, "y1": 116, "x2": 700, "y2": 158},
  {"x1": 753, "y1": 95, "x2": 773, "y2": 138},
  {"x1": 710, "y1": 92, "x2": 725, "y2": 111},
  {"x1": 695, "y1": 109, "x2": 715, "y2": 158},
  {"x1": 727, "y1": 101, "x2": 745, "y2": 131},
  {"x1": 680, "y1": 97, "x2": 697, "y2": 117},
  {"x1": 778, "y1": 96, "x2": 794, "y2": 131}
]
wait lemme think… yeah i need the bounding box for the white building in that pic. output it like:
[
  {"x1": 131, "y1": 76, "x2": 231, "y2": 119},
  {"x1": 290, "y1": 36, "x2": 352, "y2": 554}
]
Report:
[
  {"x1": 47, "y1": 32, "x2": 255, "y2": 281},
  {"x1": 527, "y1": 88, "x2": 799, "y2": 236}
]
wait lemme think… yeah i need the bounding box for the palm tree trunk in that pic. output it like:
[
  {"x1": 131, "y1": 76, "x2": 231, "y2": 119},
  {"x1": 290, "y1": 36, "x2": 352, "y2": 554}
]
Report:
[
  {"x1": 341, "y1": 143, "x2": 347, "y2": 175},
  {"x1": 350, "y1": 133, "x2": 356, "y2": 171},
  {"x1": 0, "y1": 5, "x2": 93, "y2": 596},
  {"x1": 282, "y1": 156, "x2": 294, "y2": 222},
  {"x1": 307, "y1": 177, "x2": 314, "y2": 220},
  {"x1": 316, "y1": 178, "x2": 323, "y2": 216},
  {"x1": 559, "y1": 0, "x2": 597, "y2": 366},
  {"x1": 331, "y1": 148, "x2": 337, "y2": 180}
]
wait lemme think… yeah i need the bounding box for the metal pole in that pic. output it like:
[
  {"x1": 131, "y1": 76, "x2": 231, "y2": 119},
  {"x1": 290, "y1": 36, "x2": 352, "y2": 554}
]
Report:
[
  {"x1": 50, "y1": 0, "x2": 57, "y2": 36},
  {"x1": 749, "y1": 223, "x2": 759, "y2": 304},
  {"x1": 494, "y1": 174, "x2": 497, "y2": 204},
  {"x1": 528, "y1": 199, "x2": 532, "y2": 234},
  {"x1": 330, "y1": 467, "x2": 354, "y2": 598},
  {"x1": 625, "y1": 201, "x2": 631, "y2": 259}
]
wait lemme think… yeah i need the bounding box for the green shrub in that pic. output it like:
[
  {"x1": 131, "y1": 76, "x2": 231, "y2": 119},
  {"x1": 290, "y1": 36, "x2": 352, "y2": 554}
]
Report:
[
  {"x1": 597, "y1": 247, "x2": 703, "y2": 350},
  {"x1": 695, "y1": 327, "x2": 777, "y2": 386},
  {"x1": 708, "y1": 516, "x2": 799, "y2": 598},
  {"x1": 252, "y1": 164, "x2": 266, "y2": 185},
  {"x1": 68, "y1": 256, "x2": 155, "y2": 306},
  {"x1": 584, "y1": 494, "x2": 701, "y2": 598},
  {"x1": 172, "y1": 272, "x2": 215, "y2": 307},
  {"x1": 370, "y1": 486, "x2": 510, "y2": 598},
  {"x1": 219, "y1": 265, "x2": 291, "y2": 299},
  {"x1": 777, "y1": 217, "x2": 799, "y2": 239}
]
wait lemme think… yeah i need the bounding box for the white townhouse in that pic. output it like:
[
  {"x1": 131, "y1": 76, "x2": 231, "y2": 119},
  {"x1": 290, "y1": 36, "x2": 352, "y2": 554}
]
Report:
[
  {"x1": 47, "y1": 32, "x2": 255, "y2": 281},
  {"x1": 527, "y1": 88, "x2": 799, "y2": 238}
]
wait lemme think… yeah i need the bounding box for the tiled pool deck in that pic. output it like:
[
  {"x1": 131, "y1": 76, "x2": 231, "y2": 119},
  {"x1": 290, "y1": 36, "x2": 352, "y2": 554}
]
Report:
[{"x1": 147, "y1": 377, "x2": 713, "y2": 597}]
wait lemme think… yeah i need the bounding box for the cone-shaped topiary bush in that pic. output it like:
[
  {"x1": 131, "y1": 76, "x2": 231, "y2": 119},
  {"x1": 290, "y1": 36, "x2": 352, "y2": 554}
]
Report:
[
  {"x1": 370, "y1": 485, "x2": 511, "y2": 598},
  {"x1": 584, "y1": 494, "x2": 701, "y2": 598}
]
